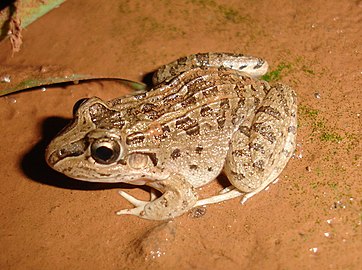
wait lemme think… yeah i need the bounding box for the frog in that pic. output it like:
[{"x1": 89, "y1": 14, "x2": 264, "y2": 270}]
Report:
[{"x1": 45, "y1": 52, "x2": 297, "y2": 220}]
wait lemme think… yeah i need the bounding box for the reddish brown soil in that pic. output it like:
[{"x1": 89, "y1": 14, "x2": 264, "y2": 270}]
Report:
[{"x1": 0, "y1": 1, "x2": 361, "y2": 269}]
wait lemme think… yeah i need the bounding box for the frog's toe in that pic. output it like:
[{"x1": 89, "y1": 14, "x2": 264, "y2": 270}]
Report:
[
  {"x1": 219, "y1": 185, "x2": 236, "y2": 194},
  {"x1": 118, "y1": 190, "x2": 149, "y2": 207},
  {"x1": 194, "y1": 189, "x2": 244, "y2": 206},
  {"x1": 116, "y1": 205, "x2": 147, "y2": 217},
  {"x1": 116, "y1": 191, "x2": 149, "y2": 217}
]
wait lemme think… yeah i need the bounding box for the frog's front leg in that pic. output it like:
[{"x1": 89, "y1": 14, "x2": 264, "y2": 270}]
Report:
[{"x1": 117, "y1": 174, "x2": 198, "y2": 220}]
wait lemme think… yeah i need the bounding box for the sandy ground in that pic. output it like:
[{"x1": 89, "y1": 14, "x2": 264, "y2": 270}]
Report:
[{"x1": 0, "y1": 0, "x2": 361, "y2": 269}]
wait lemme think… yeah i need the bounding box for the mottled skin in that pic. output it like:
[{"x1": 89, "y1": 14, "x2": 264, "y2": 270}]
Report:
[{"x1": 45, "y1": 53, "x2": 297, "y2": 220}]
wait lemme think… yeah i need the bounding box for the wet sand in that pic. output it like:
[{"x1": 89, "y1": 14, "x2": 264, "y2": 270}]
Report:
[{"x1": 0, "y1": 1, "x2": 361, "y2": 269}]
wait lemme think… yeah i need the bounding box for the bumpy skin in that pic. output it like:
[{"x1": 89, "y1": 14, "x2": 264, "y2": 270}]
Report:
[{"x1": 45, "y1": 53, "x2": 297, "y2": 220}]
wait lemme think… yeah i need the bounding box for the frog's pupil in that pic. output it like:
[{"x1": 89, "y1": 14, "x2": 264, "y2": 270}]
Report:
[{"x1": 95, "y1": 146, "x2": 114, "y2": 161}]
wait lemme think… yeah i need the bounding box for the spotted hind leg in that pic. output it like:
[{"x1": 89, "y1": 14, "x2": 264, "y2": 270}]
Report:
[
  {"x1": 152, "y1": 52, "x2": 269, "y2": 85},
  {"x1": 223, "y1": 83, "x2": 297, "y2": 201}
]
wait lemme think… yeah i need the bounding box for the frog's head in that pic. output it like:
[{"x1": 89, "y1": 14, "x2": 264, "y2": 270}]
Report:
[{"x1": 45, "y1": 97, "x2": 160, "y2": 184}]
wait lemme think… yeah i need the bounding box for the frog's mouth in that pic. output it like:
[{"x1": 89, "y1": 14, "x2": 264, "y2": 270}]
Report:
[{"x1": 48, "y1": 154, "x2": 164, "y2": 185}]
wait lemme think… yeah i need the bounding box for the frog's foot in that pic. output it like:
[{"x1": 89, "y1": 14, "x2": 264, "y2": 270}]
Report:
[
  {"x1": 194, "y1": 188, "x2": 244, "y2": 207},
  {"x1": 196, "y1": 177, "x2": 278, "y2": 207},
  {"x1": 217, "y1": 185, "x2": 265, "y2": 204},
  {"x1": 116, "y1": 188, "x2": 159, "y2": 216},
  {"x1": 238, "y1": 177, "x2": 280, "y2": 204},
  {"x1": 116, "y1": 190, "x2": 149, "y2": 216}
]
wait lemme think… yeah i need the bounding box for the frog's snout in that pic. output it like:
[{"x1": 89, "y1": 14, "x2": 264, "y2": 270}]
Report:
[{"x1": 45, "y1": 136, "x2": 89, "y2": 167}]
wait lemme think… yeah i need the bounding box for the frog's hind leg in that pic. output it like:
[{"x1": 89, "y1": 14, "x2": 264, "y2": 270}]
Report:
[
  {"x1": 152, "y1": 52, "x2": 269, "y2": 85},
  {"x1": 194, "y1": 176, "x2": 280, "y2": 207},
  {"x1": 223, "y1": 83, "x2": 297, "y2": 201},
  {"x1": 194, "y1": 177, "x2": 281, "y2": 207}
]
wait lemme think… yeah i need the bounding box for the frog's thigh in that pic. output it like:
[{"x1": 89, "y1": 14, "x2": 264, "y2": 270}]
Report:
[{"x1": 224, "y1": 83, "x2": 297, "y2": 193}]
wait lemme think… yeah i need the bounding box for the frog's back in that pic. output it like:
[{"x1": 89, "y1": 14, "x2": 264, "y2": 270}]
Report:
[{"x1": 109, "y1": 67, "x2": 269, "y2": 187}]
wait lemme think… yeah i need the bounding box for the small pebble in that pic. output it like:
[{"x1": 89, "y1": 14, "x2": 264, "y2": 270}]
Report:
[
  {"x1": 1, "y1": 75, "x2": 11, "y2": 83},
  {"x1": 189, "y1": 206, "x2": 207, "y2": 218}
]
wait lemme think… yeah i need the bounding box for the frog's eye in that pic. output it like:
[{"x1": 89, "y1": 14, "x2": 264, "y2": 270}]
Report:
[
  {"x1": 90, "y1": 138, "x2": 121, "y2": 164},
  {"x1": 73, "y1": 98, "x2": 89, "y2": 115}
]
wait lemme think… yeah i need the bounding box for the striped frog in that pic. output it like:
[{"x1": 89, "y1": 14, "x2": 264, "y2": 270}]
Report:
[{"x1": 45, "y1": 53, "x2": 297, "y2": 220}]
